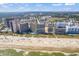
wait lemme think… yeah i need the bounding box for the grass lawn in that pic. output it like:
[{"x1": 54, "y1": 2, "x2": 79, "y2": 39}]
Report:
[
  {"x1": 0, "y1": 49, "x2": 65, "y2": 56},
  {"x1": 0, "y1": 49, "x2": 24, "y2": 56},
  {"x1": 27, "y1": 52, "x2": 65, "y2": 56},
  {"x1": 49, "y1": 17, "x2": 66, "y2": 22},
  {"x1": 0, "y1": 32, "x2": 79, "y2": 39}
]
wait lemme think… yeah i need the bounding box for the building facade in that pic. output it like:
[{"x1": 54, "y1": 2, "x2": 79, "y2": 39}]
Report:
[{"x1": 55, "y1": 22, "x2": 66, "y2": 34}]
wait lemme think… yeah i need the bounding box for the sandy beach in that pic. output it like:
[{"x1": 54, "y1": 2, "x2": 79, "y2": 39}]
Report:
[{"x1": 0, "y1": 35, "x2": 79, "y2": 52}]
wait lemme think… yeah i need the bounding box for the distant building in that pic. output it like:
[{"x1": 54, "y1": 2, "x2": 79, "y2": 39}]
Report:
[
  {"x1": 4, "y1": 16, "x2": 79, "y2": 35},
  {"x1": 30, "y1": 22, "x2": 37, "y2": 33},
  {"x1": 9, "y1": 19, "x2": 20, "y2": 33},
  {"x1": 55, "y1": 22, "x2": 66, "y2": 28},
  {"x1": 66, "y1": 21, "x2": 79, "y2": 34},
  {"x1": 2, "y1": 18, "x2": 5, "y2": 24},
  {"x1": 48, "y1": 22, "x2": 54, "y2": 34},
  {"x1": 66, "y1": 26, "x2": 79, "y2": 34},
  {"x1": 4, "y1": 18, "x2": 14, "y2": 28},
  {"x1": 36, "y1": 23, "x2": 46, "y2": 34},
  {"x1": 55, "y1": 22, "x2": 66, "y2": 34},
  {"x1": 18, "y1": 22, "x2": 29, "y2": 33},
  {"x1": 9, "y1": 19, "x2": 29, "y2": 34},
  {"x1": 36, "y1": 18, "x2": 49, "y2": 34},
  {"x1": 36, "y1": 22, "x2": 54, "y2": 34}
]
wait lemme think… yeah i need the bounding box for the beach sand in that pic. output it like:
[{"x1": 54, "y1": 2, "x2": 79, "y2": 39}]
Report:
[{"x1": 0, "y1": 35, "x2": 79, "y2": 52}]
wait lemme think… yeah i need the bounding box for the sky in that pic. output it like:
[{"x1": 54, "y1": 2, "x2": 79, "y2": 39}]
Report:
[{"x1": 0, "y1": 3, "x2": 79, "y2": 12}]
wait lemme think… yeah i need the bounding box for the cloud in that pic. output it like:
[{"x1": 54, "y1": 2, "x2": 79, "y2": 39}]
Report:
[
  {"x1": 65, "y1": 3, "x2": 75, "y2": 5},
  {"x1": 0, "y1": 3, "x2": 5, "y2": 4},
  {"x1": 0, "y1": 4, "x2": 9, "y2": 8},
  {"x1": 17, "y1": 7, "x2": 25, "y2": 10},
  {"x1": 51, "y1": 3, "x2": 63, "y2": 6},
  {"x1": 35, "y1": 4, "x2": 43, "y2": 7},
  {"x1": 24, "y1": 4, "x2": 29, "y2": 7},
  {"x1": 0, "y1": 3, "x2": 78, "y2": 12},
  {"x1": 62, "y1": 7, "x2": 72, "y2": 11}
]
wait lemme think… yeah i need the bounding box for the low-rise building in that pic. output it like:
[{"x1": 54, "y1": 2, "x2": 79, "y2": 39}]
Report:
[
  {"x1": 66, "y1": 26, "x2": 79, "y2": 34},
  {"x1": 36, "y1": 23, "x2": 46, "y2": 34},
  {"x1": 54, "y1": 22, "x2": 66, "y2": 34},
  {"x1": 66, "y1": 21, "x2": 79, "y2": 34}
]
